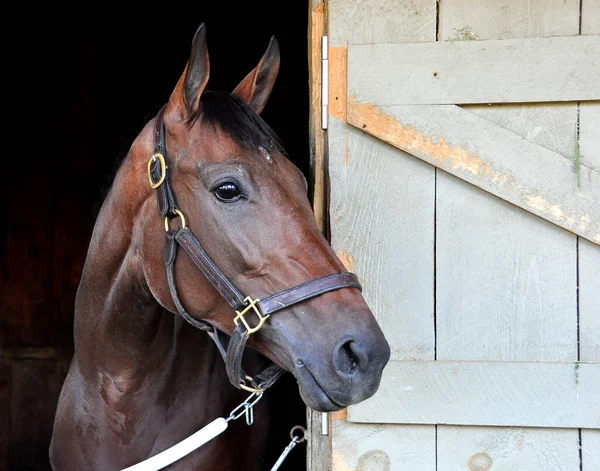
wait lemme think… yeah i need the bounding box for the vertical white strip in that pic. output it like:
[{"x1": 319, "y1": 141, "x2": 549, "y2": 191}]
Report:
[
  {"x1": 321, "y1": 35, "x2": 329, "y2": 130},
  {"x1": 321, "y1": 412, "x2": 329, "y2": 435}
]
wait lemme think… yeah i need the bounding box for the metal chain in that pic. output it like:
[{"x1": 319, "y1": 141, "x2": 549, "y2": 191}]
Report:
[{"x1": 225, "y1": 392, "x2": 264, "y2": 426}]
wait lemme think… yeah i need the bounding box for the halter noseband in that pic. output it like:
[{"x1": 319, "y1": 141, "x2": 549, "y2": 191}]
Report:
[{"x1": 148, "y1": 105, "x2": 362, "y2": 393}]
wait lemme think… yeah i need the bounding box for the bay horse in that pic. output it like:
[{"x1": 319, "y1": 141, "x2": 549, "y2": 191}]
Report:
[{"x1": 50, "y1": 23, "x2": 390, "y2": 470}]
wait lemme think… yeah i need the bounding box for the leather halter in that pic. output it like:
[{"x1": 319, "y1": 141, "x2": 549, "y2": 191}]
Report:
[{"x1": 148, "y1": 105, "x2": 362, "y2": 392}]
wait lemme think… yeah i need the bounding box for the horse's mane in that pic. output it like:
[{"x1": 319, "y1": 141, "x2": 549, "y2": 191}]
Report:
[{"x1": 94, "y1": 91, "x2": 286, "y2": 218}]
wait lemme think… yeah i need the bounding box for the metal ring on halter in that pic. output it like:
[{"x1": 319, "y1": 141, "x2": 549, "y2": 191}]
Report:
[
  {"x1": 164, "y1": 209, "x2": 186, "y2": 232},
  {"x1": 239, "y1": 375, "x2": 264, "y2": 393},
  {"x1": 148, "y1": 153, "x2": 167, "y2": 188}
]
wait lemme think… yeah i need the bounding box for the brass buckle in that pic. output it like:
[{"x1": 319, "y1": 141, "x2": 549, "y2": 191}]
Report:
[
  {"x1": 164, "y1": 209, "x2": 186, "y2": 232},
  {"x1": 147, "y1": 153, "x2": 167, "y2": 189},
  {"x1": 234, "y1": 296, "x2": 269, "y2": 336}
]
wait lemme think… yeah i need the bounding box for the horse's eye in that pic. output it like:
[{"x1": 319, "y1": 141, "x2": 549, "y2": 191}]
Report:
[{"x1": 214, "y1": 182, "x2": 242, "y2": 202}]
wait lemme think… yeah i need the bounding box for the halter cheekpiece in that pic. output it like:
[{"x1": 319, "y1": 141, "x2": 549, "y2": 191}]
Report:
[{"x1": 148, "y1": 105, "x2": 362, "y2": 393}]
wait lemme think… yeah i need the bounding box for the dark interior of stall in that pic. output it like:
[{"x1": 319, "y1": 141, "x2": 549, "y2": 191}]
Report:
[{"x1": 1, "y1": 4, "x2": 309, "y2": 470}]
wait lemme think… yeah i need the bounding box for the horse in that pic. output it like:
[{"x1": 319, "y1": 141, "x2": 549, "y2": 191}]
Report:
[{"x1": 49, "y1": 23, "x2": 390, "y2": 470}]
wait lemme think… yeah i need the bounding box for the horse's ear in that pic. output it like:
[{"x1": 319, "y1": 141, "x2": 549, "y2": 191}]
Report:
[
  {"x1": 167, "y1": 23, "x2": 210, "y2": 119},
  {"x1": 232, "y1": 36, "x2": 280, "y2": 114}
]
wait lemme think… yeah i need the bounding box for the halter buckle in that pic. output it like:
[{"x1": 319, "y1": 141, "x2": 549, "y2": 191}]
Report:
[
  {"x1": 148, "y1": 153, "x2": 167, "y2": 188},
  {"x1": 164, "y1": 209, "x2": 186, "y2": 232},
  {"x1": 234, "y1": 296, "x2": 269, "y2": 336}
]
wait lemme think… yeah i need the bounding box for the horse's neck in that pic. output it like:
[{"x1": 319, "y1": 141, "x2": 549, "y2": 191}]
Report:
[{"x1": 73, "y1": 158, "x2": 180, "y2": 396}]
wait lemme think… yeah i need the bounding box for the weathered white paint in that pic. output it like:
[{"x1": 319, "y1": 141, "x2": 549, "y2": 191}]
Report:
[
  {"x1": 327, "y1": 3, "x2": 438, "y2": 469},
  {"x1": 437, "y1": 426, "x2": 581, "y2": 471},
  {"x1": 329, "y1": 119, "x2": 435, "y2": 362},
  {"x1": 325, "y1": 1, "x2": 599, "y2": 471},
  {"x1": 435, "y1": 3, "x2": 583, "y2": 469},
  {"x1": 347, "y1": 102, "x2": 600, "y2": 244},
  {"x1": 438, "y1": 0, "x2": 580, "y2": 40},
  {"x1": 582, "y1": 430, "x2": 600, "y2": 471},
  {"x1": 348, "y1": 36, "x2": 600, "y2": 105},
  {"x1": 580, "y1": 240, "x2": 600, "y2": 363},
  {"x1": 582, "y1": 0, "x2": 600, "y2": 35},
  {"x1": 328, "y1": 0, "x2": 436, "y2": 46},
  {"x1": 580, "y1": 102, "x2": 600, "y2": 172},
  {"x1": 331, "y1": 420, "x2": 435, "y2": 471},
  {"x1": 348, "y1": 361, "x2": 600, "y2": 428},
  {"x1": 436, "y1": 173, "x2": 578, "y2": 361},
  {"x1": 462, "y1": 103, "x2": 578, "y2": 167}
]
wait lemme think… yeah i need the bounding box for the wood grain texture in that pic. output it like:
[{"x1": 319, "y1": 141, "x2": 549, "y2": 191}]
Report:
[
  {"x1": 332, "y1": 420, "x2": 435, "y2": 471},
  {"x1": 582, "y1": 430, "x2": 600, "y2": 471},
  {"x1": 436, "y1": 173, "x2": 578, "y2": 362},
  {"x1": 308, "y1": 0, "x2": 326, "y2": 235},
  {"x1": 307, "y1": 4, "x2": 331, "y2": 471},
  {"x1": 436, "y1": 2, "x2": 584, "y2": 469},
  {"x1": 347, "y1": 361, "x2": 600, "y2": 428},
  {"x1": 580, "y1": 239, "x2": 600, "y2": 362},
  {"x1": 328, "y1": 0, "x2": 436, "y2": 46},
  {"x1": 439, "y1": 0, "x2": 580, "y2": 40},
  {"x1": 329, "y1": 120, "x2": 435, "y2": 362},
  {"x1": 582, "y1": 0, "x2": 600, "y2": 35},
  {"x1": 463, "y1": 103, "x2": 579, "y2": 166},
  {"x1": 307, "y1": 408, "x2": 331, "y2": 471},
  {"x1": 328, "y1": 47, "x2": 347, "y2": 122},
  {"x1": 348, "y1": 36, "x2": 600, "y2": 105},
  {"x1": 347, "y1": 102, "x2": 600, "y2": 244},
  {"x1": 580, "y1": 102, "x2": 600, "y2": 172},
  {"x1": 437, "y1": 425, "x2": 580, "y2": 471}
]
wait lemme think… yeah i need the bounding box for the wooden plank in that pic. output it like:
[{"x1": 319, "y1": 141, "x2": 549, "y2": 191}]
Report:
[
  {"x1": 332, "y1": 419, "x2": 436, "y2": 470},
  {"x1": 439, "y1": 0, "x2": 580, "y2": 40},
  {"x1": 437, "y1": 425, "x2": 580, "y2": 471},
  {"x1": 580, "y1": 102, "x2": 600, "y2": 172},
  {"x1": 329, "y1": 122, "x2": 435, "y2": 362},
  {"x1": 307, "y1": 3, "x2": 331, "y2": 471},
  {"x1": 580, "y1": 239, "x2": 600, "y2": 363},
  {"x1": 328, "y1": 46, "x2": 347, "y2": 122},
  {"x1": 307, "y1": 408, "x2": 331, "y2": 471},
  {"x1": 463, "y1": 103, "x2": 578, "y2": 164},
  {"x1": 328, "y1": 0, "x2": 436, "y2": 46},
  {"x1": 582, "y1": 0, "x2": 600, "y2": 35},
  {"x1": 347, "y1": 102, "x2": 600, "y2": 244},
  {"x1": 308, "y1": 0, "x2": 326, "y2": 234},
  {"x1": 582, "y1": 430, "x2": 600, "y2": 471},
  {"x1": 347, "y1": 36, "x2": 600, "y2": 105},
  {"x1": 436, "y1": 174, "x2": 578, "y2": 362},
  {"x1": 347, "y1": 361, "x2": 600, "y2": 428}
]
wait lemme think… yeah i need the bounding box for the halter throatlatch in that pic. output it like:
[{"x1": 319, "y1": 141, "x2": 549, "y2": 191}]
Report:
[{"x1": 149, "y1": 105, "x2": 362, "y2": 393}]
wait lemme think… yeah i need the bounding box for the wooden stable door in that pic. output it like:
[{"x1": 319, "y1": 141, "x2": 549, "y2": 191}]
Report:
[{"x1": 307, "y1": 1, "x2": 600, "y2": 470}]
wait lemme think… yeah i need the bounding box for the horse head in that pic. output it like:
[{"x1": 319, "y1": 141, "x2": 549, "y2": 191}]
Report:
[{"x1": 133, "y1": 24, "x2": 390, "y2": 412}]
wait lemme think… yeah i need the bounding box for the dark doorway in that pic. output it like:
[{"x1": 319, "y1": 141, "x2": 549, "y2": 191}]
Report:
[{"x1": 1, "y1": 4, "x2": 308, "y2": 470}]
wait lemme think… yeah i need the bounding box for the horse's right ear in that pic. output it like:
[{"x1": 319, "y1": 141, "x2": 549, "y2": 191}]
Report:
[{"x1": 166, "y1": 23, "x2": 210, "y2": 120}]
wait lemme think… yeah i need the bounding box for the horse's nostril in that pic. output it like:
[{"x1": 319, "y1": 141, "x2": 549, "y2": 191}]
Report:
[{"x1": 333, "y1": 340, "x2": 368, "y2": 379}]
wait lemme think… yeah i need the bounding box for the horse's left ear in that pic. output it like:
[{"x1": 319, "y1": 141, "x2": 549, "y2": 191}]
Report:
[
  {"x1": 167, "y1": 23, "x2": 210, "y2": 120},
  {"x1": 232, "y1": 36, "x2": 280, "y2": 114}
]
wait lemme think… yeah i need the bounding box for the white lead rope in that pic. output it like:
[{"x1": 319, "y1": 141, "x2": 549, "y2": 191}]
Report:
[
  {"x1": 121, "y1": 418, "x2": 228, "y2": 471},
  {"x1": 121, "y1": 392, "x2": 263, "y2": 471}
]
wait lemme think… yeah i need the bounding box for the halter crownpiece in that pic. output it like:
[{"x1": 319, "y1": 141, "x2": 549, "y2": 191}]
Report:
[{"x1": 149, "y1": 105, "x2": 362, "y2": 393}]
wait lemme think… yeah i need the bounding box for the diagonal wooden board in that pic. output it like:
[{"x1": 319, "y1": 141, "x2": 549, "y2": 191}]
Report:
[{"x1": 347, "y1": 101, "x2": 600, "y2": 245}]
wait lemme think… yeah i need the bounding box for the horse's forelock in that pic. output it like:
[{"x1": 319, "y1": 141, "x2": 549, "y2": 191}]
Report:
[{"x1": 194, "y1": 91, "x2": 287, "y2": 156}]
